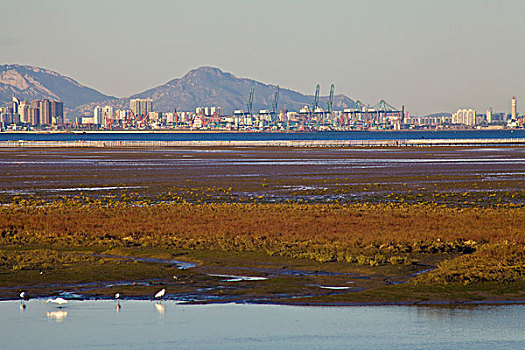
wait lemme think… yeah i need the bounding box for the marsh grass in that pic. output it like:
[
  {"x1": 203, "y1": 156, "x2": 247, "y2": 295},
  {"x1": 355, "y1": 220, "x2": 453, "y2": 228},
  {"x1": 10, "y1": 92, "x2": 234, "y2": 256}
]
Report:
[{"x1": 1, "y1": 201, "x2": 523, "y2": 275}]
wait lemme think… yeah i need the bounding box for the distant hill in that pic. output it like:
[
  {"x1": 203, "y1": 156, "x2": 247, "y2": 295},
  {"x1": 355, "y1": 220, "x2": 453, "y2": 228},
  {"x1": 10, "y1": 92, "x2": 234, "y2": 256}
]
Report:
[
  {"x1": 0, "y1": 64, "x2": 115, "y2": 109},
  {"x1": 77, "y1": 67, "x2": 355, "y2": 116},
  {"x1": 2, "y1": 65, "x2": 358, "y2": 117},
  {"x1": 128, "y1": 66, "x2": 356, "y2": 114}
]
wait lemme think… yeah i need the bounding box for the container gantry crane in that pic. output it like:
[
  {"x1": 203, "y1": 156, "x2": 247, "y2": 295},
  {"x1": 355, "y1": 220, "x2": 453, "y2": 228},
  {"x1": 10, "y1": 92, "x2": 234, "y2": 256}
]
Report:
[
  {"x1": 325, "y1": 84, "x2": 334, "y2": 125},
  {"x1": 310, "y1": 84, "x2": 320, "y2": 127},
  {"x1": 246, "y1": 86, "x2": 254, "y2": 116},
  {"x1": 271, "y1": 85, "x2": 280, "y2": 125}
]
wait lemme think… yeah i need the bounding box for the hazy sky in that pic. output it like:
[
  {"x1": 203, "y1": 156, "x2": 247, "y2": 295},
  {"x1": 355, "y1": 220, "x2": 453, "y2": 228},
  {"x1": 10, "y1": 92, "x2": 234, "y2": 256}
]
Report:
[{"x1": 1, "y1": 0, "x2": 524, "y2": 115}]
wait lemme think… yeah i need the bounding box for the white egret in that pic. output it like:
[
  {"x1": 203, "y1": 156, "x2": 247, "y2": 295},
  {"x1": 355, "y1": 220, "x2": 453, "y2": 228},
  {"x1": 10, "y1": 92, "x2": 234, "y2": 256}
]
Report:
[
  {"x1": 45, "y1": 297, "x2": 68, "y2": 308},
  {"x1": 154, "y1": 288, "x2": 166, "y2": 300},
  {"x1": 115, "y1": 293, "x2": 121, "y2": 311}
]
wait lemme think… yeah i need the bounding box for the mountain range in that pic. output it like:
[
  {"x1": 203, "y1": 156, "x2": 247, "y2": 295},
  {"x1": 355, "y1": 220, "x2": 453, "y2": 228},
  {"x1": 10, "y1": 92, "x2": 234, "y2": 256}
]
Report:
[
  {"x1": 0, "y1": 64, "x2": 115, "y2": 108},
  {"x1": 0, "y1": 64, "x2": 356, "y2": 118}
]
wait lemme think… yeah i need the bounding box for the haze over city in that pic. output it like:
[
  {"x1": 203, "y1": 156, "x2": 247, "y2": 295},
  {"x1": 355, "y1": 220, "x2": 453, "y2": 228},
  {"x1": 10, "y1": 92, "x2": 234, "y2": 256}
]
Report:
[
  {"x1": 2, "y1": 0, "x2": 524, "y2": 115},
  {"x1": 2, "y1": 1, "x2": 525, "y2": 348}
]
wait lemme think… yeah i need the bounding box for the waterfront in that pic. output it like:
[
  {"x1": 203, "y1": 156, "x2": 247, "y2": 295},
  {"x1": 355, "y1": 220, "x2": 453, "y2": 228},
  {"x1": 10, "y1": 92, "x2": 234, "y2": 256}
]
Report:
[
  {"x1": 4, "y1": 301, "x2": 525, "y2": 349},
  {"x1": 1, "y1": 129, "x2": 525, "y2": 142}
]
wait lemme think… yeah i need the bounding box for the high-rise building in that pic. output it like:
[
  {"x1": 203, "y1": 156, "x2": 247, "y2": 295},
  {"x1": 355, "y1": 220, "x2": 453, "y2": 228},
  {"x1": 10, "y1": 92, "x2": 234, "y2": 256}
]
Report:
[
  {"x1": 50, "y1": 101, "x2": 64, "y2": 124},
  {"x1": 486, "y1": 108, "x2": 493, "y2": 124},
  {"x1": 511, "y1": 96, "x2": 518, "y2": 121},
  {"x1": 38, "y1": 99, "x2": 51, "y2": 125},
  {"x1": 12, "y1": 96, "x2": 20, "y2": 114},
  {"x1": 18, "y1": 100, "x2": 30, "y2": 124},
  {"x1": 452, "y1": 109, "x2": 476, "y2": 126},
  {"x1": 93, "y1": 106, "x2": 103, "y2": 125},
  {"x1": 28, "y1": 107, "x2": 39, "y2": 126},
  {"x1": 130, "y1": 99, "x2": 153, "y2": 117}
]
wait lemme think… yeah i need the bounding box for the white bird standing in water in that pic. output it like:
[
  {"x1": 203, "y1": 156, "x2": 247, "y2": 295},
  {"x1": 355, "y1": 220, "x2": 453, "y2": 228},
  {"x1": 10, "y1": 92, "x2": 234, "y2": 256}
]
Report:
[
  {"x1": 19, "y1": 292, "x2": 28, "y2": 309},
  {"x1": 115, "y1": 293, "x2": 121, "y2": 310},
  {"x1": 45, "y1": 297, "x2": 68, "y2": 308},
  {"x1": 20, "y1": 291, "x2": 29, "y2": 302},
  {"x1": 154, "y1": 289, "x2": 166, "y2": 301}
]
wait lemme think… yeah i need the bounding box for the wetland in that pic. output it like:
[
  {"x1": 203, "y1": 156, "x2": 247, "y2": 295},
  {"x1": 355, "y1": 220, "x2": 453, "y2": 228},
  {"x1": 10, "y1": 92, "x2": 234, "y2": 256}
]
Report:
[{"x1": 0, "y1": 146, "x2": 524, "y2": 305}]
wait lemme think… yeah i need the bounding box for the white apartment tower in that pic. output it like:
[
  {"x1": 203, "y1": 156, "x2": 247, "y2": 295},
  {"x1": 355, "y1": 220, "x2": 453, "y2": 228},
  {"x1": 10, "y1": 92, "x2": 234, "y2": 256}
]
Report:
[
  {"x1": 486, "y1": 108, "x2": 493, "y2": 124},
  {"x1": 130, "y1": 99, "x2": 153, "y2": 117},
  {"x1": 452, "y1": 109, "x2": 477, "y2": 126},
  {"x1": 93, "y1": 106, "x2": 103, "y2": 125}
]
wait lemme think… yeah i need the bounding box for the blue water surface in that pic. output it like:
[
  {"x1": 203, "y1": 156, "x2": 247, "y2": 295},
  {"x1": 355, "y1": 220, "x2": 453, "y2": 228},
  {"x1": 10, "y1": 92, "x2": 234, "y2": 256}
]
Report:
[
  {"x1": 3, "y1": 301, "x2": 525, "y2": 350},
  {"x1": 1, "y1": 129, "x2": 524, "y2": 141}
]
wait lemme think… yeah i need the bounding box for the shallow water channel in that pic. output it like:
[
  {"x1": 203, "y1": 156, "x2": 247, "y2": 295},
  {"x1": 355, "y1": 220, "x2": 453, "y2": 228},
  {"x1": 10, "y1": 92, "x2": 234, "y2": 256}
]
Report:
[{"x1": 3, "y1": 300, "x2": 525, "y2": 349}]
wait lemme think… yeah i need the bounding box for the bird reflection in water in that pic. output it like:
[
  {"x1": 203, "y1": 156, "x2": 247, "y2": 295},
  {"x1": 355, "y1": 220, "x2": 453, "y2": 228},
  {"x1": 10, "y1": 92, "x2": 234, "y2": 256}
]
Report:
[
  {"x1": 155, "y1": 302, "x2": 165, "y2": 315},
  {"x1": 46, "y1": 310, "x2": 68, "y2": 322}
]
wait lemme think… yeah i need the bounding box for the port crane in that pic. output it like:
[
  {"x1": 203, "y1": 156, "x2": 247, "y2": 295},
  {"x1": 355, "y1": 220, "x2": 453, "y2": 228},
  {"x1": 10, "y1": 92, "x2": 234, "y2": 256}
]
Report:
[
  {"x1": 270, "y1": 85, "x2": 280, "y2": 124},
  {"x1": 136, "y1": 110, "x2": 149, "y2": 128},
  {"x1": 324, "y1": 84, "x2": 334, "y2": 125},
  {"x1": 212, "y1": 111, "x2": 220, "y2": 128},
  {"x1": 124, "y1": 110, "x2": 136, "y2": 128},
  {"x1": 246, "y1": 86, "x2": 254, "y2": 116},
  {"x1": 309, "y1": 84, "x2": 320, "y2": 127},
  {"x1": 173, "y1": 108, "x2": 179, "y2": 127},
  {"x1": 351, "y1": 100, "x2": 366, "y2": 128},
  {"x1": 104, "y1": 111, "x2": 113, "y2": 130}
]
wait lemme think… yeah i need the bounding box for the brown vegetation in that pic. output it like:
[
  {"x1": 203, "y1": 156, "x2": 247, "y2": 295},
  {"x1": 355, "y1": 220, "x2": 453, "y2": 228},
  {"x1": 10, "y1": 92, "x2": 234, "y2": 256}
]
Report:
[{"x1": 1, "y1": 201, "x2": 524, "y2": 271}]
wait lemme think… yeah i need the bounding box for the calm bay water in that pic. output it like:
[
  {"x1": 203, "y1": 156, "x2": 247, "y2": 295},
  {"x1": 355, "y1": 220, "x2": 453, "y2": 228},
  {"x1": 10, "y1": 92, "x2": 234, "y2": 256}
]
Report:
[
  {"x1": 3, "y1": 301, "x2": 525, "y2": 349},
  {"x1": 1, "y1": 129, "x2": 525, "y2": 141}
]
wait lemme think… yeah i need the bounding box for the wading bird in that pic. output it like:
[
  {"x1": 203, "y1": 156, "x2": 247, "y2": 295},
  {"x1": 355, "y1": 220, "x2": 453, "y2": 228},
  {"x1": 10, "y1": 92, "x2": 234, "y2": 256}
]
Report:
[
  {"x1": 19, "y1": 291, "x2": 29, "y2": 303},
  {"x1": 19, "y1": 291, "x2": 29, "y2": 310},
  {"x1": 115, "y1": 293, "x2": 121, "y2": 310},
  {"x1": 45, "y1": 297, "x2": 68, "y2": 308},
  {"x1": 154, "y1": 289, "x2": 166, "y2": 301}
]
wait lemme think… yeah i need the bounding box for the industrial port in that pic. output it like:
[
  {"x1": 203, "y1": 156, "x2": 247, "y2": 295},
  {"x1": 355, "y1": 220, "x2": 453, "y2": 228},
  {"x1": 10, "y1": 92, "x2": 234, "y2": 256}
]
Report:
[{"x1": 1, "y1": 85, "x2": 523, "y2": 132}]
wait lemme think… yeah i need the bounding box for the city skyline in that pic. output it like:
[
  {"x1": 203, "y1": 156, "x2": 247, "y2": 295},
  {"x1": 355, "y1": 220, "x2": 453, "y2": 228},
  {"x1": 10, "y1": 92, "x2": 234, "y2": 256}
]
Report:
[{"x1": 1, "y1": 0, "x2": 525, "y2": 115}]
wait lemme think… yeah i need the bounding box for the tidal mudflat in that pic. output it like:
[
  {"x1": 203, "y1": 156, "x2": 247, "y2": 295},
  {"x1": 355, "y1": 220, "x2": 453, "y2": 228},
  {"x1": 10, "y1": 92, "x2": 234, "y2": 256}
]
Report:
[
  {"x1": 0, "y1": 146, "x2": 524, "y2": 304},
  {"x1": 0, "y1": 146, "x2": 524, "y2": 205}
]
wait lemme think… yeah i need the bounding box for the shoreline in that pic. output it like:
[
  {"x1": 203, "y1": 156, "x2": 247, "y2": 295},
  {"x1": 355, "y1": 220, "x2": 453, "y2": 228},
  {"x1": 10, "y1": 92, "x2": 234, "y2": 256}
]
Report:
[
  {"x1": 4, "y1": 295, "x2": 525, "y2": 307},
  {"x1": 2, "y1": 138, "x2": 525, "y2": 148},
  {"x1": 1, "y1": 127, "x2": 522, "y2": 134}
]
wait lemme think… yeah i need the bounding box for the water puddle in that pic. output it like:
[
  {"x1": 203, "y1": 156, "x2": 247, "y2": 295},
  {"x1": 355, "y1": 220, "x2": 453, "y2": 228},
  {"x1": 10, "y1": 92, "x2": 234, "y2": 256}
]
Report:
[
  {"x1": 207, "y1": 274, "x2": 269, "y2": 282},
  {"x1": 309, "y1": 285, "x2": 352, "y2": 290},
  {"x1": 91, "y1": 254, "x2": 197, "y2": 269}
]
